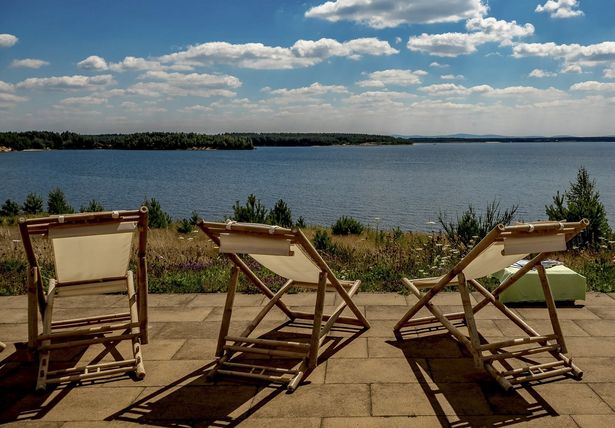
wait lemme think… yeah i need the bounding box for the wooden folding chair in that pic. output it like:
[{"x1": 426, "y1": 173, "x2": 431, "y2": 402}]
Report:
[
  {"x1": 394, "y1": 220, "x2": 588, "y2": 390},
  {"x1": 19, "y1": 208, "x2": 149, "y2": 391},
  {"x1": 197, "y1": 220, "x2": 371, "y2": 392}
]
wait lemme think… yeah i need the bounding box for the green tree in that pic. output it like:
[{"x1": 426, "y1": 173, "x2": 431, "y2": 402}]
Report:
[
  {"x1": 79, "y1": 199, "x2": 105, "y2": 213},
  {"x1": 143, "y1": 197, "x2": 172, "y2": 228},
  {"x1": 267, "y1": 199, "x2": 293, "y2": 227},
  {"x1": 546, "y1": 166, "x2": 611, "y2": 248},
  {"x1": 231, "y1": 194, "x2": 268, "y2": 223},
  {"x1": 47, "y1": 188, "x2": 74, "y2": 214},
  {"x1": 22, "y1": 192, "x2": 44, "y2": 215},
  {"x1": 0, "y1": 199, "x2": 20, "y2": 217}
]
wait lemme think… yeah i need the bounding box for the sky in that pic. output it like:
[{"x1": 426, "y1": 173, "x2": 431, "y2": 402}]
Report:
[{"x1": 1, "y1": 0, "x2": 615, "y2": 136}]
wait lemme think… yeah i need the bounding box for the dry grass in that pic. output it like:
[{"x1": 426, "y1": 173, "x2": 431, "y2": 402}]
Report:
[{"x1": 1, "y1": 224, "x2": 614, "y2": 296}]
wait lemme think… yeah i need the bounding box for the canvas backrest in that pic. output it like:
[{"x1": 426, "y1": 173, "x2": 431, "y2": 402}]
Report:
[
  {"x1": 49, "y1": 221, "x2": 137, "y2": 284},
  {"x1": 218, "y1": 231, "x2": 324, "y2": 284},
  {"x1": 461, "y1": 233, "x2": 567, "y2": 279}
]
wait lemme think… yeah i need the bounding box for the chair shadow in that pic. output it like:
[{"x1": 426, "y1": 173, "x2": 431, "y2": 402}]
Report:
[
  {"x1": 0, "y1": 341, "x2": 114, "y2": 422},
  {"x1": 107, "y1": 319, "x2": 366, "y2": 426},
  {"x1": 389, "y1": 328, "x2": 561, "y2": 427}
]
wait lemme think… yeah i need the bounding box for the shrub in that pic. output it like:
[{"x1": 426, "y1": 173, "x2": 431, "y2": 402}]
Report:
[
  {"x1": 22, "y1": 192, "x2": 44, "y2": 215},
  {"x1": 0, "y1": 199, "x2": 20, "y2": 217},
  {"x1": 295, "y1": 216, "x2": 306, "y2": 228},
  {"x1": 189, "y1": 210, "x2": 200, "y2": 225},
  {"x1": 332, "y1": 216, "x2": 364, "y2": 235},
  {"x1": 546, "y1": 166, "x2": 611, "y2": 248},
  {"x1": 313, "y1": 229, "x2": 333, "y2": 252},
  {"x1": 176, "y1": 218, "x2": 194, "y2": 234},
  {"x1": 232, "y1": 194, "x2": 268, "y2": 223},
  {"x1": 79, "y1": 199, "x2": 105, "y2": 213},
  {"x1": 47, "y1": 188, "x2": 74, "y2": 214},
  {"x1": 439, "y1": 199, "x2": 518, "y2": 249},
  {"x1": 143, "y1": 197, "x2": 172, "y2": 228},
  {"x1": 267, "y1": 199, "x2": 293, "y2": 227}
]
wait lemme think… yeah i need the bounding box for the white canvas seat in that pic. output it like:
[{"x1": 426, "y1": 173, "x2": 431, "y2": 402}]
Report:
[
  {"x1": 19, "y1": 208, "x2": 149, "y2": 391},
  {"x1": 198, "y1": 220, "x2": 370, "y2": 392},
  {"x1": 394, "y1": 220, "x2": 588, "y2": 390}
]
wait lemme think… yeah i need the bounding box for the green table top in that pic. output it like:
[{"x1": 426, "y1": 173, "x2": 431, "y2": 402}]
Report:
[{"x1": 493, "y1": 265, "x2": 586, "y2": 303}]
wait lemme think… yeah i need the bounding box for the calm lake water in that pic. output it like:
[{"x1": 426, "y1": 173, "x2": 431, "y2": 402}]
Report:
[{"x1": 1, "y1": 142, "x2": 614, "y2": 231}]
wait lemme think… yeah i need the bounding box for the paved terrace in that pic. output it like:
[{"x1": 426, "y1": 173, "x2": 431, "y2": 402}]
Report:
[{"x1": 1, "y1": 292, "x2": 615, "y2": 427}]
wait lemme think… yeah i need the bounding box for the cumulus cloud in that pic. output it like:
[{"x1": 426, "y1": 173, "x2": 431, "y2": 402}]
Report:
[
  {"x1": 305, "y1": 0, "x2": 487, "y2": 28},
  {"x1": 10, "y1": 58, "x2": 49, "y2": 69},
  {"x1": 269, "y1": 82, "x2": 348, "y2": 97},
  {"x1": 441, "y1": 74, "x2": 465, "y2": 80},
  {"x1": 604, "y1": 65, "x2": 615, "y2": 79},
  {"x1": 430, "y1": 62, "x2": 449, "y2": 68},
  {"x1": 140, "y1": 70, "x2": 242, "y2": 89},
  {"x1": 77, "y1": 55, "x2": 109, "y2": 70},
  {"x1": 419, "y1": 83, "x2": 565, "y2": 98},
  {"x1": 535, "y1": 0, "x2": 584, "y2": 19},
  {"x1": 529, "y1": 68, "x2": 557, "y2": 78},
  {"x1": 357, "y1": 69, "x2": 427, "y2": 87},
  {"x1": 0, "y1": 33, "x2": 18, "y2": 47},
  {"x1": 16, "y1": 74, "x2": 115, "y2": 90},
  {"x1": 570, "y1": 80, "x2": 615, "y2": 92},
  {"x1": 179, "y1": 104, "x2": 214, "y2": 113},
  {"x1": 59, "y1": 96, "x2": 108, "y2": 106},
  {"x1": 0, "y1": 80, "x2": 28, "y2": 107},
  {"x1": 513, "y1": 41, "x2": 615, "y2": 71},
  {"x1": 159, "y1": 38, "x2": 398, "y2": 70},
  {"x1": 408, "y1": 17, "x2": 534, "y2": 57}
]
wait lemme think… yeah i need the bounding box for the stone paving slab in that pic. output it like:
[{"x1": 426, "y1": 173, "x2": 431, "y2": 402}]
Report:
[{"x1": 1, "y1": 292, "x2": 615, "y2": 426}]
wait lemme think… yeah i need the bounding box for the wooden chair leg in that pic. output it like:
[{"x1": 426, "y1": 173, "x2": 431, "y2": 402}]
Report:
[
  {"x1": 36, "y1": 280, "x2": 55, "y2": 392},
  {"x1": 536, "y1": 264, "x2": 567, "y2": 354},
  {"x1": 458, "y1": 273, "x2": 482, "y2": 368},
  {"x1": 127, "y1": 272, "x2": 145, "y2": 379},
  {"x1": 217, "y1": 266, "x2": 239, "y2": 358},
  {"x1": 308, "y1": 272, "x2": 327, "y2": 369},
  {"x1": 27, "y1": 267, "x2": 39, "y2": 352}
]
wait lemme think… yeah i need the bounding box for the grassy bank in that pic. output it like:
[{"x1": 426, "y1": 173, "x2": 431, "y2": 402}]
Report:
[{"x1": 1, "y1": 223, "x2": 614, "y2": 296}]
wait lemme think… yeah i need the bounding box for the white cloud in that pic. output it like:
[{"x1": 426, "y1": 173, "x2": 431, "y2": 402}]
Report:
[
  {"x1": 408, "y1": 17, "x2": 534, "y2": 57},
  {"x1": 529, "y1": 68, "x2": 557, "y2": 78},
  {"x1": 305, "y1": 0, "x2": 487, "y2": 29},
  {"x1": 179, "y1": 104, "x2": 214, "y2": 113},
  {"x1": 159, "y1": 38, "x2": 398, "y2": 70},
  {"x1": 441, "y1": 74, "x2": 465, "y2": 80},
  {"x1": 141, "y1": 70, "x2": 242, "y2": 89},
  {"x1": 430, "y1": 62, "x2": 449, "y2": 68},
  {"x1": 535, "y1": 0, "x2": 584, "y2": 19},
  {"x1": 604, "y1": 65, "x2": 615, "y2": 79},
  {"x1": 59, "y1": 96, "x2": 108, "y2": 106},
  {"x1": 357, "y1": 69, "x2": 427, "y2": 87},
  {"x1": 10, "y1": 58, "x2": 49, "y2": 69},
  {"x1": 269, "y1": 82, "x2": 348, "y2": 97},
  {"x1": 513, "y1": 41, "x2": 615, "y2": 71},
  {"x1": 0, "y1": 33, "x2": 18, "y2": 47},
  {"x1": 570, "y1": 80, "x2": 615, "y2": 92},
  {"x1": 16, "y1": 74, "x2": 115, "y2": 90},
  {"x1": 561, "y1": 64, "x2": 583, "y2": 73},
  {"x1": 0, "y1": 80, "x2": 27, "y2": 108},
  {"x1": 419, "y1": 83, "x2": 565, "y2": 98},
  {"x1": 120, "y1": 82, "x2": 236, "y2": 99},
  {"x1": 77, "y1": 55, "x2": 109, "y2": 70}
]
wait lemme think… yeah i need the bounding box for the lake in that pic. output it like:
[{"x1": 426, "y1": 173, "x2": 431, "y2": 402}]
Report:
[{"x1": 1, "y1": 142, "x2": 614, "y2": 231}]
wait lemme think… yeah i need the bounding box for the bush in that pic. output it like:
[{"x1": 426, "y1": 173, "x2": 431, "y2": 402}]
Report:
[
  {"x1": 295, "y1": 216, "x2": 306, "y2": 228},
  {"x1": 232, "y1": 194, "x2": 268, "y2": 223},
  {"x1": 143, "y1": 197, "x2": 172, "y2": 228},
  {"x1": 22, "y1": 192, "x2": 44, "y2": 215},
  {"x1": 0, "y1": 199, "x2": 20, "y2": 217},
  {"x1": 267, "y1": 199, "x2": 293, "y2": 227},
  {"x1": 332, "y1": 216, "x2": 364, "y2": 235},
  {"x1": 313, "y1": 229, "x2": 333, "y2": 252},
  {"x1": 439, "y1": 199, "x2": 518, "y2": 249},
  {"x1": 47, "y1": 188, "x2": 74, "y2": 214},
  {"x1": 176, "y1": 218, "x2": 194, "y2": 234},
  {"x1": 79, "y1": 199, "x2": 105, "y2": 213},
  {"x1": 546, "y1": 166, "x2": 611, "y2": 248}
]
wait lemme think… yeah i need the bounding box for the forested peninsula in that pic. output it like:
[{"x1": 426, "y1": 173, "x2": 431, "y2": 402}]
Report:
[{"x1": 0, "y1": 131, "x2": 409, "y2": 151}]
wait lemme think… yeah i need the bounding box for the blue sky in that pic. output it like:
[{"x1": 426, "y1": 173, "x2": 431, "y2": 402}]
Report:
[{"x1": 1, "y1": 0, "x2": 615, "y2": 136}]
